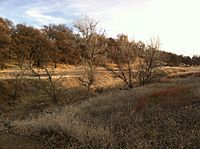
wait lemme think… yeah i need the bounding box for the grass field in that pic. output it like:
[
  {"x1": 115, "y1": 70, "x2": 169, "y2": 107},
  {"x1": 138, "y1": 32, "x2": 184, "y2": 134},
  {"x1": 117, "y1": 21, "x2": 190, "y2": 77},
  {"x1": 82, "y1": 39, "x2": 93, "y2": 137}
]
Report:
[{"x1": 0, "y1": 65, "x2": 200, "y2": 148}]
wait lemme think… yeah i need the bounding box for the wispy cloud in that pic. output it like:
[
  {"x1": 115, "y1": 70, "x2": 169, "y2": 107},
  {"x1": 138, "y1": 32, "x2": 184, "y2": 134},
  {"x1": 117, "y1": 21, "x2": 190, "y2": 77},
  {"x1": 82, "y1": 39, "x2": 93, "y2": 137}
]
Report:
[
  {"x1": 2, "y1": 0, "x2": 118, "y2": 26},
  {"x1": 25, "y1": 7, "x2": 68, "y2": 25}
]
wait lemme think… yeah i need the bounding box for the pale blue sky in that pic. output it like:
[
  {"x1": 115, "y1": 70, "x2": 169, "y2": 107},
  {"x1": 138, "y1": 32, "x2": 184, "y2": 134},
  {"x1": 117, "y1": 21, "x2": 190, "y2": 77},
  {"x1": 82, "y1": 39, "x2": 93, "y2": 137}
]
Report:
[{"x1": 0, "y1": 0, "x2": 200, "y2": 56}]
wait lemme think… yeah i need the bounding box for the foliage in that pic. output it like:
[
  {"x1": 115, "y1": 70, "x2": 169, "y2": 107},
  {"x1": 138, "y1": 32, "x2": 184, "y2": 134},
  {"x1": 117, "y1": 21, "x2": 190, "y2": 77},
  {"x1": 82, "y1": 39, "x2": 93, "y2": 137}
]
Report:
[{"x1": 0, "y1": 17, "x2": 11, "y2": 69}]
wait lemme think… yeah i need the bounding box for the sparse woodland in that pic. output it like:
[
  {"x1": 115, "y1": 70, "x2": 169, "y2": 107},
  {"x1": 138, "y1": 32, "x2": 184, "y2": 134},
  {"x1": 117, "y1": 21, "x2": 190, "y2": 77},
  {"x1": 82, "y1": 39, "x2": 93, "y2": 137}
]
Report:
[
  {"x1": 0, "y1": 16, "x2": 200, "y2": 70},
  {"x1": 0, "y1": 16, "x2": 200, "y2": 148},
  {"x1": 1, "y1": 16, "x2": 200, "y2": 90}
]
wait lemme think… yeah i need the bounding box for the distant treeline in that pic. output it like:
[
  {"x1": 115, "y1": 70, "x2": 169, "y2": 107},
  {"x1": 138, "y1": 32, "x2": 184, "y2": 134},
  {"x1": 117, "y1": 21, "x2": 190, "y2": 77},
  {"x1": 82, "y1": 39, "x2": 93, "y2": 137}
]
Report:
[{"x1": 0, "y1": 16, "x2": 199, "y2": 70}]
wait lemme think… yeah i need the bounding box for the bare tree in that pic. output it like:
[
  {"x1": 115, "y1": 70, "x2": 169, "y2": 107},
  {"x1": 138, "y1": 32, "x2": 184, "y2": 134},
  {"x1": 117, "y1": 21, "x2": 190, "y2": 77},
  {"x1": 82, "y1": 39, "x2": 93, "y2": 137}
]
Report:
[
  {"x1": 73, "y1": 16, "x2": 106, "y2": 95},
  {"x1": 136, "y1": 38, "x2": 160, "y2": 85},
  {"x1": 104, "y1": 34, "x2": 137, "y2": 88},
  {"x1": 32, "y1": 66, "x2": 63, "y2": 104},
  {"x1": 5, "y1": 57, "x2": 30, "y2": 102},
  {"x1": 10, "y1": 67, "x2": 28, "y2": 101}
]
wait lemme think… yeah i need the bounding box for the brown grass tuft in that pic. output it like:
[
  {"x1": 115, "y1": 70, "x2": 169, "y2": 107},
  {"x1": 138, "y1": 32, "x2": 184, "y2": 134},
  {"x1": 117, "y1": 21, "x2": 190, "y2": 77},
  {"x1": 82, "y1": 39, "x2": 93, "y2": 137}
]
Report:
[
  {"x1": 150, "y1": 86, "x2": 188, "y2": 97},
  {"x1": 135, "y1": 86, "x2": 190, "y2": 112}
]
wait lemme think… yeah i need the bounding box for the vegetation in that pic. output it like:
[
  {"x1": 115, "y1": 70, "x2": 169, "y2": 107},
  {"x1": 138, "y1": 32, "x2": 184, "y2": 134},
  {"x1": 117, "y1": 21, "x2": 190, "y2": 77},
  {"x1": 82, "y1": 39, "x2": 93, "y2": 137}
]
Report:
[
  {"x1": 12, "y1": 77, "x2": 200, "y2": 148},
  {"x1": 0, "y1": 15, "x2": 200, "y2": 148},
  {"x1": 0, "y1": 16, "x2": 199, "y2": 71}
]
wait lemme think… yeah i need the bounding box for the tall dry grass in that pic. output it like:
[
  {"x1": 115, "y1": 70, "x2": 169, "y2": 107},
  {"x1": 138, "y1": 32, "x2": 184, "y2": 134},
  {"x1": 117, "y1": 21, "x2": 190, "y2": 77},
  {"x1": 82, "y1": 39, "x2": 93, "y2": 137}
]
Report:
[{"x1": 12, "y1": 77, "x2": 200, "y2": 148}]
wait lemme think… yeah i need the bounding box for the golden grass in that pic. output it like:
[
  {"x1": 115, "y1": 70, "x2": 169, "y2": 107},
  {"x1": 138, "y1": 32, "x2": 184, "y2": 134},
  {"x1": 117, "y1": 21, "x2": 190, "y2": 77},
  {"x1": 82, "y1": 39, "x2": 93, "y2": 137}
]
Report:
[
  {"x1": 1, "y1": 63, "x2": 200, "y2": 148},
  {"x1": 160, "y1": 66, "x2": 200, "y2": 76},
  {"x1": 11, "y1": 77, "x2": 200, "y2": 148}
]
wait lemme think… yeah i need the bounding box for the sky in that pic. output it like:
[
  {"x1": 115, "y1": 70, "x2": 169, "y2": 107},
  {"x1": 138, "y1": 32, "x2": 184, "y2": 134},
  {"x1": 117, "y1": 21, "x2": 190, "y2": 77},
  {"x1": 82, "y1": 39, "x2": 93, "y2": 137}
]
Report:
[{"x1": 0, "y1": 0, "x2": 200, "y2": 56}]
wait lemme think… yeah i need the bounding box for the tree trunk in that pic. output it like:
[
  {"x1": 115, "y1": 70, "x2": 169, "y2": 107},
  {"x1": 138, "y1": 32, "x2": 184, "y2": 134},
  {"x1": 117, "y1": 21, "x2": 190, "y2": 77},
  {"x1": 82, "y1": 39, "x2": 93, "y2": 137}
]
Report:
[{"x1": 54, "y1": 61, "x2": 57, "y2": 68}]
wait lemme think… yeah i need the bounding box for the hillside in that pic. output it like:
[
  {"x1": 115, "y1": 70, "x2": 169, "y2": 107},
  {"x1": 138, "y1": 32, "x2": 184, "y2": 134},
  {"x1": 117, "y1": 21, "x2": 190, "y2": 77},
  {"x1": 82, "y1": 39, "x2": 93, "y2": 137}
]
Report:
[
  {"x1": 1, "y1": 15, "x2": 200, "y2": 149},
  {"x1": 0, "y1": 70, "x2": 200, "y2": 148}
]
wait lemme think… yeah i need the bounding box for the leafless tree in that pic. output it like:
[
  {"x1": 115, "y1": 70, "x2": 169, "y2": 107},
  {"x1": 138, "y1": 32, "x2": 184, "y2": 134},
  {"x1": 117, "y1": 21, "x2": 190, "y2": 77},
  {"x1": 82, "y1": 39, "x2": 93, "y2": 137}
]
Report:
[
  {"x1": 6, "y1": 60, "x2": 30, "y2": 102},
  {"x1": 73, "y1": 16, "x2": 106, "y2": 95},
  {"x1": 32, "y1": 66, "x2": 63, "y2": 104},
  {"x1": 10, "y1": 67, "x2": 28, "y2": 101},
  {"x1": 136, "y1": 38, "x2": 160, "y2": 85},
  {"x1": 104, "y1": 34, "x2": 137, "y2": 88}
]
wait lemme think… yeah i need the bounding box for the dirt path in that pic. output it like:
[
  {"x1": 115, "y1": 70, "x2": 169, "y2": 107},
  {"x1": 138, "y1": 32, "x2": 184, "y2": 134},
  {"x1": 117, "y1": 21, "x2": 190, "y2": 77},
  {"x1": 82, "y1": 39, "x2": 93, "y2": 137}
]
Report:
[
  {"x1": 0, "y1": 133, "x2": 46, "y2": 149},
  {"x1": 0, "y1": 68, "x2": 109, "y2": 80},
  {"x1": 0, "y1": 69, "x2": 81, "y2": 80}
]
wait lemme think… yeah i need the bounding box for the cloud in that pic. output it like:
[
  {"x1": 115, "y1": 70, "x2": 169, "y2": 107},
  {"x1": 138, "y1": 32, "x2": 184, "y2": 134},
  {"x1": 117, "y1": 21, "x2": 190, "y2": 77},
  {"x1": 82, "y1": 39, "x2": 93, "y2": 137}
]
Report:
[
  {"x1": 25, "y1": 7, "x2": 69, "y2": 25},
  {"x1": 0, "y1": 0, "x2": 200, "y2": 56},
  {"x1": 20, "y1": 0, "x2": 123, "y2": 27}
]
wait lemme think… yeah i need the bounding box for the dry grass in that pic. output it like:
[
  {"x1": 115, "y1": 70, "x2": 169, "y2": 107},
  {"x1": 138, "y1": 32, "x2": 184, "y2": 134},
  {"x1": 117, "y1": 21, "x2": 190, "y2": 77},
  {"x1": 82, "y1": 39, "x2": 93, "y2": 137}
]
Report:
[
  {"x1": 135, "y1": 85, "x2": 190, "y2": 112},
  {"x1": 1, "y1": 65, "x2": 200, "y2": 148},
  {"x1": 11, "y1": 76, "x2": 200, "y2": 148},
  {"x1": 160, "y1": 66, "x2": 200, "y2": 77}
]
